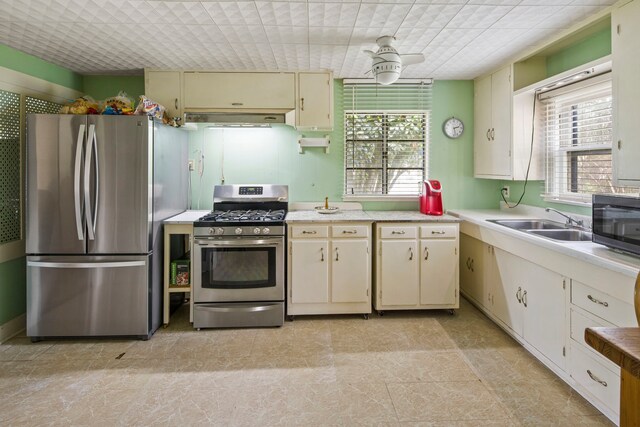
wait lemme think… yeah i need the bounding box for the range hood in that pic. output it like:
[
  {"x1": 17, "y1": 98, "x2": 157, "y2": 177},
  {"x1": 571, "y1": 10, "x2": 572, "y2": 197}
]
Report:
[{"x1": 184, "y1": 112, "x2": 286, "y2": 126}]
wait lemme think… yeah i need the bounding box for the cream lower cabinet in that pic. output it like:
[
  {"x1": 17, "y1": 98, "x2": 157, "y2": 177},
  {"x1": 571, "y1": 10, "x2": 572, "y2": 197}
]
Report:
[
  {"x1": 374, "y1": 223, "x2": 459, "y2": 312},
  {"x1": 492, "y1": 248, "x2": 567, "y2": 370},
  {"x1": 287, "y1": 223, "x2": 371, "y2": 316}
]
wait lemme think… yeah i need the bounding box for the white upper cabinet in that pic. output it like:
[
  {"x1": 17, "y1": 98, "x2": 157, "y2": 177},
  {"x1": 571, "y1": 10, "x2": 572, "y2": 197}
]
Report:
[
  {"x1": 612, "y1": 0, "x2": 640, "y2": 185},
  {"x1": 293, "y1": 72, "x2": 334, "y2": 130},
  {"x1": 144, "y1": 70, "x2": 182, "y2": 120},
  {"x1": 474, "y1": 66, "x2": 513, "y2": 179},
  {"x1": 183, "y1": 72, "x2": 295, "y2": 111}
]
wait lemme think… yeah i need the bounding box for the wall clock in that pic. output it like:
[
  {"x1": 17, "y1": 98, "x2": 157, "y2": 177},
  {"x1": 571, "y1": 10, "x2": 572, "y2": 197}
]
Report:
[{"x1": 443, "y1": 117, "x2": 464, "y2": 139}]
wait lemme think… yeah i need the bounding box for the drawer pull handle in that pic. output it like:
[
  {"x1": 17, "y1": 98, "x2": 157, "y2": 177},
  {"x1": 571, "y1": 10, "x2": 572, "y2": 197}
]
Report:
[
  {"x1": 587, "y1": 370, "x2": 607, "y2": 387},
  {"x1": 516, "y1": 286, "x2": 522, "y2": 303},
  {"x1": 587, "y1": 295, "x2": 609, "y2": 307},
  {"x1": 320, "y1": 247, "x2": 324, "y2": 262},
  {"x1": 431, "y1": 231, "x2": 446, "y2": 235},
  {"x1": 302, "y1": 231, "x2": 317, "y2": 235},
  {"x1": 409, "y1": 247, "x2": 414, "y2": 261},
  {"x1": 522, "y1": 290, "x2": 527, "y2": 308},
  {"x1": 424, "y1": 247, "x2": 429, "y2": 260},
  {"x1": 335, "y1": 247, "x2": 339, "y2": 261},
  {"x1": 392, "y1": 231, "x2": 406, "y2": 235},
  {"x1": 232, "y1": 102, "x2": 244, "y2": 106},
  {"x1": 342, "y1": 230, "x2": 357, "y2": 234}
]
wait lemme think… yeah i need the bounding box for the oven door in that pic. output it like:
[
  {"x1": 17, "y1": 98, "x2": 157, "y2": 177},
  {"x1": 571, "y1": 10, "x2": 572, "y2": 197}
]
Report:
[{"x1": 193, "y1": 236, "x2": 284, "y2": 303}]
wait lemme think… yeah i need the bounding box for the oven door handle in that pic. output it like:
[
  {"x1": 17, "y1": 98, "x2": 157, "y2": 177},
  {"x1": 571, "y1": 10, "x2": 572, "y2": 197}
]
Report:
[{"x1": 194, "y1": 239, "x2": 282, "y2": 247}]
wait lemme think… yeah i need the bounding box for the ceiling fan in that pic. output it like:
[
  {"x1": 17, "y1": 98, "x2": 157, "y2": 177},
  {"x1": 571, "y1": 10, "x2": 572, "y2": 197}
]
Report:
[{"x1": 363, "y1": 36, "x2": 425, "y2": 85}]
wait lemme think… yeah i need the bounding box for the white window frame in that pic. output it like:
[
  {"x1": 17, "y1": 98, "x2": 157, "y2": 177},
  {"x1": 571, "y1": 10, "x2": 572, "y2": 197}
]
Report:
[
  {"x1": 541, "y1": 72, "x2": 637, "y2": 205},
  {"x1": 343, "y1": 110, "x2": 428, "y2": 201}
]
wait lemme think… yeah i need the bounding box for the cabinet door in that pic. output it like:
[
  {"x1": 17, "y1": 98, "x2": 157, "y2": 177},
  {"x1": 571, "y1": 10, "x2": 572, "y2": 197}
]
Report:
[
  {"x1": 298, "y1": 72, "x2": 333, "y2": 130},
  {"x1": 290, "y1": 240, "x2": 329, "y2": 303},
  {"x1": 523, "y1": 267, "x2": 566, "y2": 369},
  {"x1": 420, "y1": 239, "x2": 458, "y2": 305},
  {"x1": 379, "y1": 240, "x2": 419, "y2": 306},
  {"x1": 612, "y1": 0, "x2": 640, "y2": 185},
  {"x1": 331, "y1": 240, "x2": 369, "y2": 303},
  {"x1": 489, "y1": 66, "x2": 513, "y2": 177},
  {"x1": 183, "y1": 72, "x2": 295, "y2": 110},
  {"x1": 474, "y1": 74, "x2": 493, "y2": 177},
  {"x1": 492, "y1": 248, "x2": 524, "y2": 336},
  {"x1": 145, "y1": 71, "x2": 181, "y2": 118},
  {"x1": 460, "y1": 235, "x2": 485, "y2": 306}
]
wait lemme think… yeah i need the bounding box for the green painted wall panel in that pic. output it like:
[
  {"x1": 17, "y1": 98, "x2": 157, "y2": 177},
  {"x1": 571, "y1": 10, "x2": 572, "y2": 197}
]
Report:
[
  {"x1": 0, "y1": 257, "x2": 26, "y2": 325},
  {"x1": 546, "y1": 27, "x2": 611, "y2": 77},
  {"x1": 189, "y1": 79, "x2": 500, "y2": 211},
  {"x1": 0, "y1": 44, "x2": 83, "y2": 91},
  {"x1": 82, "y1": 75, "x2": 145, "y2": 103}
]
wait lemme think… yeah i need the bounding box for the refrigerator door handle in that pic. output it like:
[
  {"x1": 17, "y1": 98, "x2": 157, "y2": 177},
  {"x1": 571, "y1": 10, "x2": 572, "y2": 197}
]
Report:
[
  {"x1": 84, "y1": 124, "x2": 97, "y2": 240},
  {"x1": 27, "y1": 260, "x2": 146, "y2": 269},
  {"x1": 91, "y1": 126, "x2": 99, "y2": 237},
  {"x1": 74, "y1": 124, "x2": 85, "y2": 241}
]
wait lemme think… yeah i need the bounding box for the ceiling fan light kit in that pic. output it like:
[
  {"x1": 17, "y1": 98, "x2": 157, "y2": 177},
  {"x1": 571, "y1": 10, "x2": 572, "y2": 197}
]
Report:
[{"x1": 364, "y1": 36, "x2": 425, "y2": 86}]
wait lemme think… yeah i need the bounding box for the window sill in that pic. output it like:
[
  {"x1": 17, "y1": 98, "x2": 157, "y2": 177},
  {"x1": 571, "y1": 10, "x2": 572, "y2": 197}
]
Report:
[
  {"x1": 542, "y1": 196, "x2": 592, "y2": 207},
  {"x1": 342, "y1": 195, "x2": 419, "y2": 202}
]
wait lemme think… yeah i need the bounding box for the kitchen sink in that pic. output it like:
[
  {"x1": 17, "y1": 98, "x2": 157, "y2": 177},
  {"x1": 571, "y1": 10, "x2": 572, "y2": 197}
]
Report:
[
  {"x1": 487, "y1": 219, "x2": 567, "y2": 230},
  {"x1": 527, "y1": 229, "x2": 593, "y2": 242}
]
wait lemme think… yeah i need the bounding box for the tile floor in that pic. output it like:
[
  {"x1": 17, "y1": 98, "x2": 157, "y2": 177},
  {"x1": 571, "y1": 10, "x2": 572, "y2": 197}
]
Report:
[{"x1": 0, "y1": 299, "x2": 614, "y2": 426}]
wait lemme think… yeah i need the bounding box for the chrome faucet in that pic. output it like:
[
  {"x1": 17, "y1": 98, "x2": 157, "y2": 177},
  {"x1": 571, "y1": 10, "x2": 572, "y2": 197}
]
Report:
[{"x1": 545, "y1": 208, "x2": 585, "y2": 228}]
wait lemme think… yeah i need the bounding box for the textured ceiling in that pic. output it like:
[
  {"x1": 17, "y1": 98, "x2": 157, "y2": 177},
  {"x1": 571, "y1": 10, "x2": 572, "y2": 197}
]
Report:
[{"x1": 0, "y1": 0, "x2": 614, "y2": 80}]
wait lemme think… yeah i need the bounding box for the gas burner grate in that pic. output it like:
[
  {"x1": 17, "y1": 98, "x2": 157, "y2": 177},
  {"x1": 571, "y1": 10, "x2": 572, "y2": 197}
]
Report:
[{"x1": 198, "y1": 209, "x2": 286, "y2": 223}]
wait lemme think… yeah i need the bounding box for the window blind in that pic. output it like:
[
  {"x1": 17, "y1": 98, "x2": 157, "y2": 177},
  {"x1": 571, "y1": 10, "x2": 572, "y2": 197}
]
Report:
[
  {"x1": 343, "y1": 81, "x2": 432, "y2": 196},
  {"x1": 540, "y1": 73, "x2": 637, "y2": 203},
  {"x1": 0, "y1": 89, "x2": 21, "y2": 244}
]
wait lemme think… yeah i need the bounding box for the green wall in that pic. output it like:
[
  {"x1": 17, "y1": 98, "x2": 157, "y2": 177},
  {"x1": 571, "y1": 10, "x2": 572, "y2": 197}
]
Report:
[
  {"x1": 0, "y1": 44, "x2": 83, "y2": 91},
  {"x1": 0, "y1": 258, "x2": 26, "y2": 325},
  {"x1": 82, "y1": 75, "x2": 145, "y2": 103},
  {"x1": 189, "y1": 79, "x2": 500, "y2": 211},
  {"x1": 546, "y1": 27, "x2": 611, "y2": 77}
]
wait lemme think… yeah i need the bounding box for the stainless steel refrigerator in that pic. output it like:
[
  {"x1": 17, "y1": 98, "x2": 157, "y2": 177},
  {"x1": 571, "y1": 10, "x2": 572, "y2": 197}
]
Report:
[{"x1": 26, "y1": 115, "x2": 188, "y2": 340}]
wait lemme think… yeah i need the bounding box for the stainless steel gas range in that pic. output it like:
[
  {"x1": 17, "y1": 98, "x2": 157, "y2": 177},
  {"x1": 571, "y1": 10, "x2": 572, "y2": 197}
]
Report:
[{"x1": 192, "y1": 184, "x2": 288, "y2": 329}]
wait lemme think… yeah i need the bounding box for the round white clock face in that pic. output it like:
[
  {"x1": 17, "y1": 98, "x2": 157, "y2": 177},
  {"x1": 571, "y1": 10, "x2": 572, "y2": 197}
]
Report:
[{"x1": 443, "y1": 117, "x2": 464, "y2": 139}]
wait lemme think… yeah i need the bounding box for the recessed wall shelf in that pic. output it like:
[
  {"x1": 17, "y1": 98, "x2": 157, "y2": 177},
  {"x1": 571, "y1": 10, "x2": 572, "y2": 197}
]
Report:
[{"x1": 298, "y1": 136, "x2": 330, "y2": 154}]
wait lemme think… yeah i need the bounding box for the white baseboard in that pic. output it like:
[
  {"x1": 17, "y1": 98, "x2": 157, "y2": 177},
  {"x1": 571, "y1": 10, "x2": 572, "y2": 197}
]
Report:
[{"x1": 0, "y1": 313, "x2": 26, "y2": 343}]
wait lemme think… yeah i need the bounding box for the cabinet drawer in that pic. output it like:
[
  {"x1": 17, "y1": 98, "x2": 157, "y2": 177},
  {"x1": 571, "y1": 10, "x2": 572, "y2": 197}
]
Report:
[
  {"x1": 570, "y1": 345, "x2": 620, "y2": 414},
  {"x1": 569, "y1": 308, "x2": 618, "y2": 372},
  {"x1": 379, "y1": 226, "x2": 417, "y2": 239},
  {"x1": 332, "y1": 225, "x2": 369, "y2": 238},
  {"x1": 571, "y1": 280, "x2": 636, "y2": 326},
  {"x1": 290, "y1": 226, "x2": 328, "y2": 238},
  {"x1": 420, "y1": 225, "x2": 457, "y2": 239}
]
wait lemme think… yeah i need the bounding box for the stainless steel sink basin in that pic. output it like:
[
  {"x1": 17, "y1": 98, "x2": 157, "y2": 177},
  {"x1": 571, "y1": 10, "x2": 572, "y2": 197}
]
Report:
[
  {"x1": 487, "y1": 219, "x2": 567, "y2": 230},
  {"x1": 527, "y1": 229, "x2": 593, "y2": 242}
]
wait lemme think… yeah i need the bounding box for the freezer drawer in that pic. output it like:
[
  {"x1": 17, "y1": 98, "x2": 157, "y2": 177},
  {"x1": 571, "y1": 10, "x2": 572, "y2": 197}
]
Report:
[{"x1": 27, "y1": 255, "x2": 150, "y2": 339}]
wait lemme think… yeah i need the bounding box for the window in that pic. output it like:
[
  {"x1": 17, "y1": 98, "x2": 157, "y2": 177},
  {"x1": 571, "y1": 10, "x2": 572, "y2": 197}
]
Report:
[
  {"x1": 541, "y1": 73, "x2": 637, "y2": 203},
  {"x1": 345, "y1": 112, "x2": 427, "y2": 195},
  {"x1": 343, "y1": 81, "x2": 431, "y2": 197},
  {"x1": 0, "y1": 89, "x2": 21, "y2": 245}
]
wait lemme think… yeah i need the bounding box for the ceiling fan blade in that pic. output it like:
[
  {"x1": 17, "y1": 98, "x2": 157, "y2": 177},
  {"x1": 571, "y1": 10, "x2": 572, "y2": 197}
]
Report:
[
  {"x1": 400, "y1": 53, "x2": 425, "y2": 66},
  {"x1": 363, "y1": 49, "x2": 378, "y2": 58}
]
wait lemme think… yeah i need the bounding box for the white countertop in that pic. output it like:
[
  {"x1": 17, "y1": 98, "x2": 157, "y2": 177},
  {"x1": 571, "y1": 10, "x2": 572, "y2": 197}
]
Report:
[
  {"x1": 450, "y1": 209, "x2": 640, "y2": 279},
  {"x1": 285, "y1": 210, "x2": 461, "y2": 223},
  {"x1": 163, "y1": 210, "x2": 209, "y2": 225}
]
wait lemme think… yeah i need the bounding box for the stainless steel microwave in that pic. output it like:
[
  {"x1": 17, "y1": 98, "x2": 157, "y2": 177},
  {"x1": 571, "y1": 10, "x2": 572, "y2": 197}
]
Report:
[{"x1": 592, "y1": 194, "x2": 640, "y2": 256}]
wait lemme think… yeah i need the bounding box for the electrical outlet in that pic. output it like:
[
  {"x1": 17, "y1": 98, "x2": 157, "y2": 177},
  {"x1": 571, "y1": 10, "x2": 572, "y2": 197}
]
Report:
[
  {"x1": 188, "y1": 160, "x2": 195, "y2": 171},
  {"x1": 501, "y1": 186, "x2": 510, "y2": 198}
]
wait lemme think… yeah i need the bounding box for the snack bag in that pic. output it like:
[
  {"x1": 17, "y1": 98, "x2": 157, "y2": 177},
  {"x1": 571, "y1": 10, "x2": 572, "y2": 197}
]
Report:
[
  {"x1": 102, "y1": 91, "x2": 134, "y2": 115},
  {"x1": 59, "y1": 96, "x2": 100, "y2": 115},
  {"x1": 134, "y1": 95, "x2": 165, "y2": 120}
]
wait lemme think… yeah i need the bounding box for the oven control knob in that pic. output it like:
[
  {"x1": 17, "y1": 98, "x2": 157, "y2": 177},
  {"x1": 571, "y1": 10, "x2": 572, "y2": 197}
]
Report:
[
  {"x1": 235, "y1": 227, "x2": 242, "y2": 235},
  {"x1": 215, "y1": 228, "x2": 224, "y2": 235},
  {"x1": 253, "y1": 227, "x2": 261, "y2": 235},
  {"x1": 263, "y1": 228, "x2": 270, "y2": 235},
  {"x1": 208, "y1": 227, "x2": 215, "y2": 235}
]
